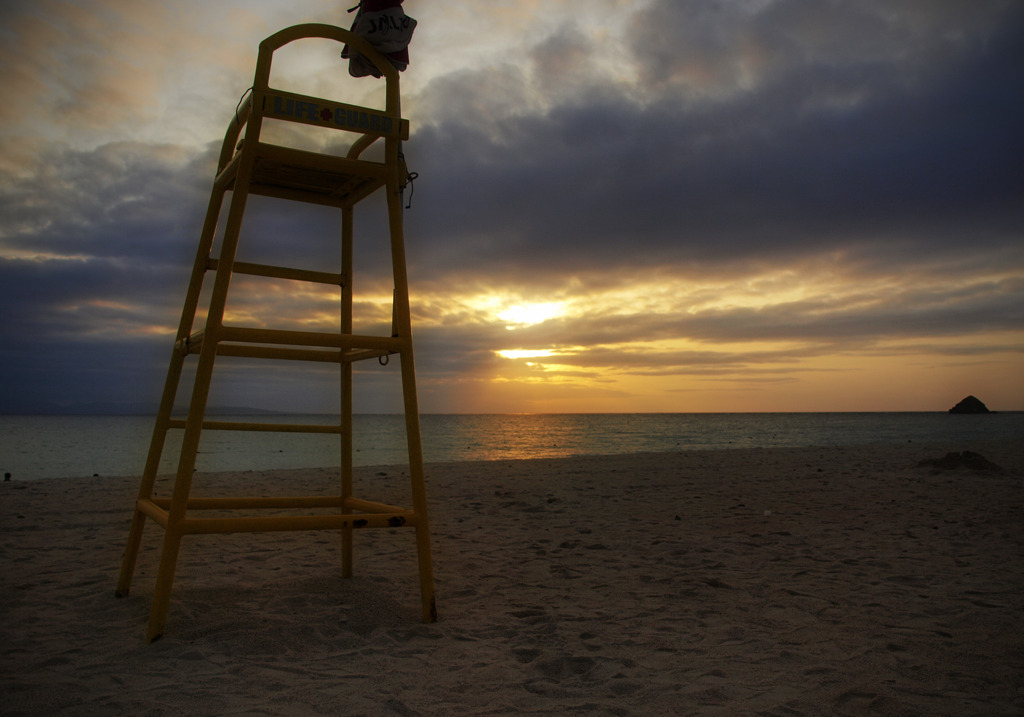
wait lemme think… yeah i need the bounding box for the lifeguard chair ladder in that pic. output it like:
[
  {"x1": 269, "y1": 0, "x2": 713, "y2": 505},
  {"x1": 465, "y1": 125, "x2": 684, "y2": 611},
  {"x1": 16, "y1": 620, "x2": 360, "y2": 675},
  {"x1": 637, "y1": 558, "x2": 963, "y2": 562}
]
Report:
[{"x1": 116, "y1": 24, "x2": 435, "y2": 642}]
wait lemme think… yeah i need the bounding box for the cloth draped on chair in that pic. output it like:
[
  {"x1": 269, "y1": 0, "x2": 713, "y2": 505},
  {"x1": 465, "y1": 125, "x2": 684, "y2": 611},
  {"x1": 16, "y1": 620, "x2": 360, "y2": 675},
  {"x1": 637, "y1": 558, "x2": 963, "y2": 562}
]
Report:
[{"x1": 342, "y1": 0, "x2": 417, "y2": 78}]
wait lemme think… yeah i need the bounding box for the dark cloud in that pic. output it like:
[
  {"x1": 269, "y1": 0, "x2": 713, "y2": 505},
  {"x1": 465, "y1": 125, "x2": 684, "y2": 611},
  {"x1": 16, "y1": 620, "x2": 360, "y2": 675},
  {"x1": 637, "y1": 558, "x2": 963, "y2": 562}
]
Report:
[
  {"x1": 1, "y1": 142, "x2": 212, "y2": 262},
  {"x1": 404, "y1": 0, "x2": 1024, "y2": 286}
]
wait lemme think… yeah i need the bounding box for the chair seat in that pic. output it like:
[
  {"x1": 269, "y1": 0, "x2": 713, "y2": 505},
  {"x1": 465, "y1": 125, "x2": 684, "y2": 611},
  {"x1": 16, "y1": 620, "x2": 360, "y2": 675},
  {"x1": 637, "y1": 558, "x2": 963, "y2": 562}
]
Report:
[{"x1": 219, "y1": 142, "x2": 389, "y2": 208}]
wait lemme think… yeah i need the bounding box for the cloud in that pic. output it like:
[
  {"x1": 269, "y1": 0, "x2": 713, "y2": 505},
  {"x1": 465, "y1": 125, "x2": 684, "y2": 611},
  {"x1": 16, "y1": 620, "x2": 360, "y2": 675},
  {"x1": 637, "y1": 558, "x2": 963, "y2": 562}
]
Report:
[
  {"x1": 398, "y1": 0, "x2": 1024, "y2": 302},
  {"x1": 1, "y1": 0, "x2": 1022, "y2": 412},
  {"x1": 1, "y1": 140, "x2": 211, "y2": 259},
  {"x1": 0, "y1": 0, "x2": 318, "y2": 149},
  {"x1": 626, "y1": 0, "x2": 1015, "y2": 99}
]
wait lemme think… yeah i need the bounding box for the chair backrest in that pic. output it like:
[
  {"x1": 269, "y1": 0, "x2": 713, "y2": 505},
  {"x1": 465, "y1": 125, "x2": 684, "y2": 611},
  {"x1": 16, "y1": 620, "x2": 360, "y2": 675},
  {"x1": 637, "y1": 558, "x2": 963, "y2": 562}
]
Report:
[{"x1": 219, "y1": 24, "x2": 409, "y2": 172}]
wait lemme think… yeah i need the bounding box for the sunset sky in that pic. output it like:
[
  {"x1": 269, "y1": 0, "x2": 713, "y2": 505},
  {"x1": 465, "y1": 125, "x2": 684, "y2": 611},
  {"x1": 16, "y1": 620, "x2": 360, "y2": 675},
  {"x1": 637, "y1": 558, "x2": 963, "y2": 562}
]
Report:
[{"x1": 1, "y1": 0, "x2": 1022, "y2": 414}]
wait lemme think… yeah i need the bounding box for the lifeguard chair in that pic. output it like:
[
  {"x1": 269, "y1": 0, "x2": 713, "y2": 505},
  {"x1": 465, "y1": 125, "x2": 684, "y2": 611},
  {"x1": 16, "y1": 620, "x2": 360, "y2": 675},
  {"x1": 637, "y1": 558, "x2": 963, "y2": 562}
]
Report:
[{"x1": 116, "y1": 23, "x2": 435, "y2": 642}]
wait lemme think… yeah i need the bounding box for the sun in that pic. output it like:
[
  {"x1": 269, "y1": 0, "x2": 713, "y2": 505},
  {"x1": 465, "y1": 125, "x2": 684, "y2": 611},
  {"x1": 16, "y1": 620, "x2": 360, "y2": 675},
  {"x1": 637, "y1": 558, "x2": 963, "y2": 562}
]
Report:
[
  {"x1": 496, "y1": 349, "x2": 557, "y2": 359},
  {"x1": 497, "y1": 302, "x2": 566, "y2": 328}
]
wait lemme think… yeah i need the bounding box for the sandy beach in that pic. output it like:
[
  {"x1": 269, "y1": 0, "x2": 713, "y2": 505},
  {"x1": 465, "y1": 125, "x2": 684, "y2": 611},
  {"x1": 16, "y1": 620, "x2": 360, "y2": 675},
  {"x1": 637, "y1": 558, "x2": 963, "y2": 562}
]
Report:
[{"x1": 2, "y1": 439, "x2": 1022, "y2": 715}]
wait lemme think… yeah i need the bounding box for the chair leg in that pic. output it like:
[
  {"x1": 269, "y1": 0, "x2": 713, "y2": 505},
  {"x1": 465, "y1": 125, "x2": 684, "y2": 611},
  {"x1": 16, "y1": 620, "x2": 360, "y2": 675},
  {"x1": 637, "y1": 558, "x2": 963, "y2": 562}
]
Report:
[
  {"x1": 116, "y1": 510, "x2": 147, "y2": 598},
  {"x1": 415, "y1": 522, "x2": 437, "y2": 623},
  {"x1": 340, "y1": 205, "x2": 355, "y2": 579},
  {"x1": 147, "y1": 526, "x2": 185, "y2": 642},
  {"x1": 117, "y1": 182, "x2": 226, "y2": 599}
]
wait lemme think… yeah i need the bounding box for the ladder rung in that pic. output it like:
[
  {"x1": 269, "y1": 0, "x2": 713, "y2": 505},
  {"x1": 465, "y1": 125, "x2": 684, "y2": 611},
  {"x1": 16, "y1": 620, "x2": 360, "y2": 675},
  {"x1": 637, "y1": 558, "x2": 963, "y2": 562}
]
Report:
[
  {"x1": 177, "y1": 328, "x2": 403, "y2": 354},
  {"x1": 219, "y1": 326, "x2": 402, "y2": 351},
  {"x1": 180, "y1": 511, "x2": 416, "y2": 535},
  {"x1": 213, "y1": 153, "x2": 241, "y2": 190},
  {"x1": 345, "y1": 497, "x2": 409, "y2": 514},
  {"x1": 216, "y1": 344, "x2": 345, "y2": 363},
  {"x1": 148, "y1": 496, "x2": 410, "y2": 514},
  {"x1": 137, "y1": 499, "x2": 418, "y2": 535},
  {"x1": 136, "y1": 498, "x2": 169, "y2": 528},
  {"x1": 207, "y1": 259, "x2": 344, "y2": 286},
  {"x1": 150, "y1": 496, "x2": 344, "y2": 510},
  {"x1": 166, "y1": 419, "x2": 342, "y2": 434},
  {"x1": 343, "y1": 348, "x2": 396, "y2": 364},
  {"x1": 174, "y1": 330, "x2": 204, "y2": 355},
  {"x1": 215, "y1": 344, "x2": 396, "y2": 363}
]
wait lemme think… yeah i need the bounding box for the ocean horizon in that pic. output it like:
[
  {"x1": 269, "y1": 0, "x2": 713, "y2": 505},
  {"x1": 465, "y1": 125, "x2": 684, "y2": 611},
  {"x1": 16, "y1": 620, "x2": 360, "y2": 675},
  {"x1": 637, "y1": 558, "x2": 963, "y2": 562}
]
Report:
[{"x1": 2, "y1": 411, "x2": 1021, "y2": 481}]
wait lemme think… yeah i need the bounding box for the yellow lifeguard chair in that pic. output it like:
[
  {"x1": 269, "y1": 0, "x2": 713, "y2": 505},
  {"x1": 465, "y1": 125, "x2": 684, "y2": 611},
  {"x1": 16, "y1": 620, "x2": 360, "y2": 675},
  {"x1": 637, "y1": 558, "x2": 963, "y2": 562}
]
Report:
[{"x1": 116, "y1": 24, "x2": 435, "y2": 642}]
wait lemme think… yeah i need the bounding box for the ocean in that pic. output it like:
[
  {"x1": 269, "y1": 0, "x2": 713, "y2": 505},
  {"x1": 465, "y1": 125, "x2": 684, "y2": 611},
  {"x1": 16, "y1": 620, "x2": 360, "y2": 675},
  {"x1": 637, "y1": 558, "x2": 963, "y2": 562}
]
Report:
[{"x1": 2, "y1": 412, "x2": 1021, "y2": 481}]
